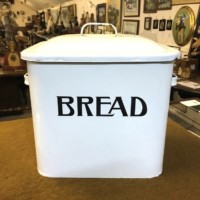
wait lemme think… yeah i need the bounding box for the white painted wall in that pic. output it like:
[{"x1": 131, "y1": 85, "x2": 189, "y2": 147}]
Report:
[
  {"x1": 12, "y1": 0, "x2": 199, "y2": 55},
  {"x1": 133, "y1": 2, "x2": 199, "y2": 55}
]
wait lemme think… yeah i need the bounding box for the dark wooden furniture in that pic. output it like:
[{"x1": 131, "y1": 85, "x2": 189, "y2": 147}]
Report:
[
  {"x1": 171, "y1": 71, "x2": 200, "y2": 100},
  {"x1": 0, "y1": 68, "x2": 29, "y2": 116}
]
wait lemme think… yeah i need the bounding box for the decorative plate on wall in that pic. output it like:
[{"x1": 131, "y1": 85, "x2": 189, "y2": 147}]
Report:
[{"x1": 172, "y1": 6, "x2": 195, "y2": 46}]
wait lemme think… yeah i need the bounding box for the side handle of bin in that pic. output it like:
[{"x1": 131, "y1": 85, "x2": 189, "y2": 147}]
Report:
[
  {"x1": 24, "y1": 73, "x2": 29, "y2": 86},
  {"x1": 80, "y1": 22, "x2": 118, "y2": 36},
  {"x1": 171, "y1": 74, "x2": 177, "y2": 86}
]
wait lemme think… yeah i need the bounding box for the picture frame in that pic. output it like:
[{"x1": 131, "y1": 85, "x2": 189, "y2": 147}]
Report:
[
  {"x1": 144, "y1": 17, "x2": 152, "y2": 30},
  {"x1": 158, "y1": 0, "x2": 172, "y2": 10},
  {"x1": 168, "y1": 45, "x2": 181, "y2": 50},
  {"x1": 153, "y1": 19, "x2": 158, "y2": 29},
  {"x1": 61, "y1": 4, "x2": 77, "y2": 27},
  {"x1": 96, "y1": 3, "x2": 106, "y2": 23},
  {"x1": 122, "y1": 19, "x2": 140, "y2": 35},
  {"x1": 67, "y1": 4, "x2": 77, "y2": 23},
  {"x1": 107, "y1": 0, "x2": 122, "y2": 32},
  {"x1": 159, "y1": 19, "x2": 166, "y2": 31},
  {"x1": 51, "y1": 8, "x2": 60, "y2": 24},
  {"x1": 1, "y1": 0, "x2": 14, "y2": 3},
  {"x1": 143, "y1": 0, "x2": 157, "y2": 13},
  {"x1": 166, "y1": 19, "x2": 173, "y2": 30},
  {"x1": 60, "y1": 6, "x2": 68, "y2": 27},
  {"x1": 172, "y1": 6, "x2": 195, "y2": 46},
  {"x1": 189, "y1": 6, "x2": 200, "y2": 64},
  {"x1": 123, "y1": 0, "x2": 140, "y2": 17},
  {"x1": 172, "y1": 0, "x2": 200, "y2": 5}
]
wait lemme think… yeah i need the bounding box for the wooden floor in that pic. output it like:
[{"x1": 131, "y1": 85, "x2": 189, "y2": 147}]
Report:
[
  {"x1": 0, "y1": 117, "x2": 199, "y2": 200},
  {"x1": 0, "y1": 109, "x2": 32, "y2": 122},
  {"x1": 169, "y1": 105, "x2": 200, "y2": 138}
]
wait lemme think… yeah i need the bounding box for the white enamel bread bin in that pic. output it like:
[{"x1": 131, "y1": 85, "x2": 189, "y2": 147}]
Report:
[{"x1": 21, "y1": 23, "x2": 180, "y2": 178}]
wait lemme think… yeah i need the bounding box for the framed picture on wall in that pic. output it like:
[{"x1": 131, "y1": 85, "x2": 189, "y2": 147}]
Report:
[
  {"x1": 51, "y1": 8, "x2": 60, "y2": 24},
  {"x1": 159, "y1": 19, "x2": 166, "y2": 31},
  {"x1": 123, "y1": 0, "x2": 140, "y2": 17},
  {"x1": 172, "y1": 6, "x2": 195, "y2": 46},
  {"x1": 107, "y1": 0, "x2": 122, "y2": 32},
  {"x1": 166, "y1": 19, "x2": 173, "y2": 30},
  {"x1": 189, "y1": 5, "x2": 200, "y2": 64},
  {"x1": 61, "y1": 6, "x2": 69, "y2": 27},
  {"x1": 172, "y1": 0, "x2": 200, "y2": 5},
  {"x1": 67, "y1": 4, "x2": 77, "y2": 23},
  {"x1": 1, "y1": 0, "x2": 14, "y2": 3},
  {"x1": 153, "y1": 19, "x2": 158, "y2": 29},
  {"x1": 60, "y1": 4, "x2": 77, "y2": 27},
  {"x1": 144, "y1": 17, "x2": 152, "y2": 30},
  {"x1": 122, "y1": 19, "x2": 139, "y2": 34},
  {"x1": 96, "y1": 3, "x2": 106, "y2": 23},
  {"x1": 143, "y1": 0, "x2": 157, "y2": 13},
  {"x1": 158, "y1": 0, "x2": 172, "y2": 10}
]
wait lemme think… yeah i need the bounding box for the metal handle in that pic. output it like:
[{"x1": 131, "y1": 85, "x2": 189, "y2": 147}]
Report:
[
  {"x1": 24, "y1": 73, "x2": 29, "y2": 85},
  {"x1": 171, "y1": 74, "x2": 177, "y2": 86},
  {"x1": 80, "y1": 23, "x2": 118, "y2": 36}
]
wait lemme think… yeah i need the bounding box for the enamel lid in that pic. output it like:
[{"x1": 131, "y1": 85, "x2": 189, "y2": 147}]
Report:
[{"x1": 21, "y1": 24, "x2": 180, "y2": 63}]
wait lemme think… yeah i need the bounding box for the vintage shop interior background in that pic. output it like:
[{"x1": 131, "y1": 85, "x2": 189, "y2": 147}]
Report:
[{"x1": 7, "y1": 0, "x2": 199, "y2": 57}]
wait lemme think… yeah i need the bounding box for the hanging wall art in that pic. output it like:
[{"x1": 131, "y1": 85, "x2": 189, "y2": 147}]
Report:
[
  {"x1": 123, "y1": 0, "x2": 140, "y2": 17},
  {"x1": 172, "y1": 6, "x2": 195, "y2": 46}
]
